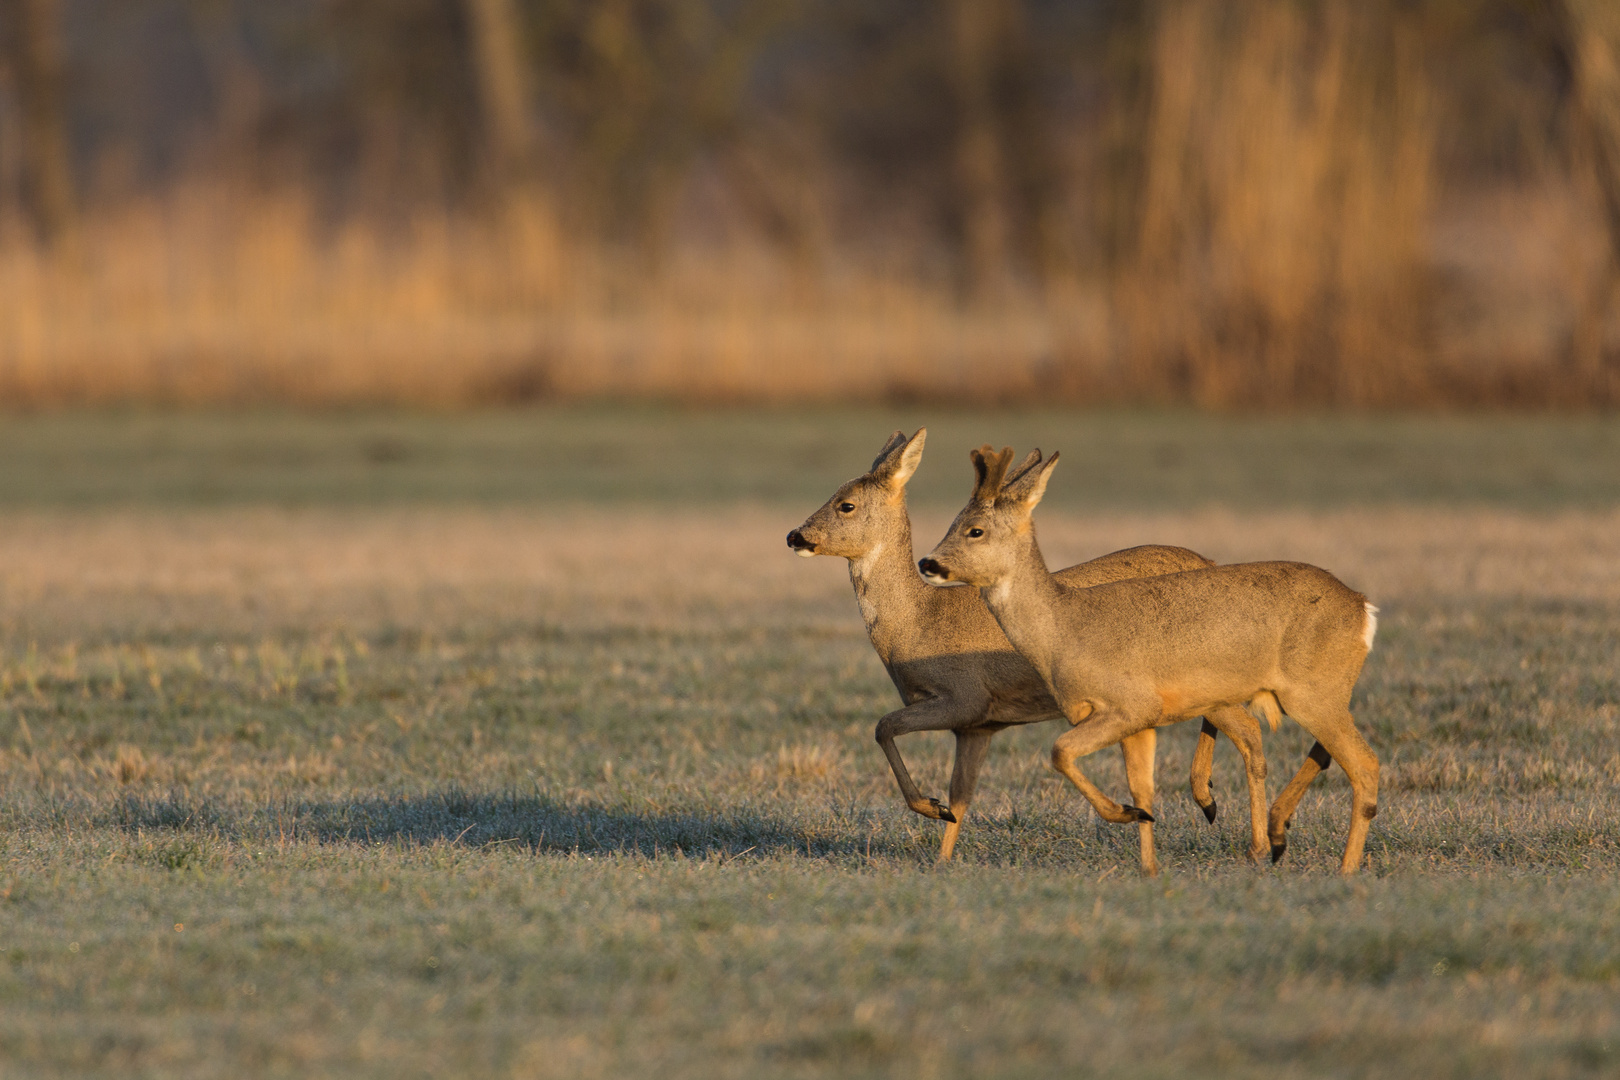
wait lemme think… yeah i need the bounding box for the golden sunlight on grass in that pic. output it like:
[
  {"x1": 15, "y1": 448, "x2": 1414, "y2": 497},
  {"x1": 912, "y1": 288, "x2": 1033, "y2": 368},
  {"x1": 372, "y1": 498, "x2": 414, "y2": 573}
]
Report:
[{"x1": 1, "y1": 506, "x2": 1617, "y2": 638}]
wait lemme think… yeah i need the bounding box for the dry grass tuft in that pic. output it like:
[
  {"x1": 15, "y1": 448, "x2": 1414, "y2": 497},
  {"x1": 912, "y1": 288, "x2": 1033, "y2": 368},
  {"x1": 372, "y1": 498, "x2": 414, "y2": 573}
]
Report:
[
  {"x1": 111, "y1": 745, "x2": 149, "y2": 786},
  {"x1": 769, "y1": 744, "x2": 842, "y2": 782}
]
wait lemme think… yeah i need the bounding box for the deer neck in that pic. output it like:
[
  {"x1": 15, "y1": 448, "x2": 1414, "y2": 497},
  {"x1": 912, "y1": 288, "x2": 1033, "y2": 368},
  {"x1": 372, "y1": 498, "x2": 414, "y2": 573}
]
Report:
[
  {"x1": 978, "y1": 528, "x2": 1066, "y2": 682},
  {"x1": 847, "y1": 508, "x2": 929, "y2": 664}
]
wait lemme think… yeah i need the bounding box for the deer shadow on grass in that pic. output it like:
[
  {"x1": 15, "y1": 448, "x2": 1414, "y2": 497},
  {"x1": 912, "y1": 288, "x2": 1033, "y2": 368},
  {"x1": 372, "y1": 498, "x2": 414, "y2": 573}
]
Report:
[
  {"x1": 106, "y1": 785, "x2": 1620, "y2": 872},
  {"x1": 110, "y1": 787, "x2": 915, "y2": 860},
  {"x1": 105, "y1": 785, "x2": 1281, "y2": 868}
]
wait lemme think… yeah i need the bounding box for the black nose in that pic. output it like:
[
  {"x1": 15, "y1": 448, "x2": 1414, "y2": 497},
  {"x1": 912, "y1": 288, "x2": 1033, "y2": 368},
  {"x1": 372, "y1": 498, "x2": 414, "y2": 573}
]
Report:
[
  {"x1": 787, "y1": 529, "x2": 814, "y2": 552},
  {"x1": 918, "y1": 557, "x2": 947, "y2": 579}
]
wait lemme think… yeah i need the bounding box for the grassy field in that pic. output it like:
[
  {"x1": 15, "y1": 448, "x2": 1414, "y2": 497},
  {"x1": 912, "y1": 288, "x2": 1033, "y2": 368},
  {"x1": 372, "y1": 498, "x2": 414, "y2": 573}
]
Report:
[
  {"x1": 4, "y1": 407, "x2": 1620, "y2": 508},
  {"x1": 0, "y1": 410, "x2": 1618, "y2": 1078}
]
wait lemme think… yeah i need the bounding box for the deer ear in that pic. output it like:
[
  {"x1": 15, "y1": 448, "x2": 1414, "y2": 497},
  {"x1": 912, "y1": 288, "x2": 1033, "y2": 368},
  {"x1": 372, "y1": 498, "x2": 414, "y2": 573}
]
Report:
[
  {"x1": 869, "y1": 430, "x2": 908, "y2": 473},
  {"x1": 880, "y1": 428, "x2": 926, "y2": 489},
  {"x1": 1002, "y1": 449, "x2": 1042, "y2": 488},
  {"x1": 1002, "y1": 451, "x2": 1059, "y2": 510}
]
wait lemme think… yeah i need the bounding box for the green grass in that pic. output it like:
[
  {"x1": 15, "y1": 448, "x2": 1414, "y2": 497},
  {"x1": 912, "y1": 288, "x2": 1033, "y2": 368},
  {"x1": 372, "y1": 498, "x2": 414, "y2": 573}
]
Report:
[
  {"x1": 3, "y1": 407, "x2": 1620, "y2": 508},
  {"x1": 0, "y1": 410, "x2": 1617, "y2": 1077}
]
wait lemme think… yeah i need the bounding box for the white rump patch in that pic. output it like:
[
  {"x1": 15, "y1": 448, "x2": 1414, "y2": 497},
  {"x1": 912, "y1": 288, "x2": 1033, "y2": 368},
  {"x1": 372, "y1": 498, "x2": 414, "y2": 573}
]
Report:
[{"x1": 1362, "y1": 603, "x2": 1379, "y2": 651}]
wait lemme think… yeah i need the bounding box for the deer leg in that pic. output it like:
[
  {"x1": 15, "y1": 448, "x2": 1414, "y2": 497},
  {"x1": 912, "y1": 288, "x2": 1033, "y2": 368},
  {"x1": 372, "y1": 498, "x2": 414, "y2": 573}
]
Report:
[
  {"x1": 939, "y1": 728, "x2": 995, "y2": 862},
  {"x1": 1119, "y1": 728, "x2": 1159, "y2": 876},
  {"x1": 1267, "y1": 742, "x2": 1332, "y2": 863},
  {"x1": 1050, "y1": 710, "x2": 1156, "y2": 827},
  {"x1": 1331, "y1": 732, "x2": 1380, "y2": 876},
  {"x1": 1273, "y1": 687, "x2": 1380, "y2": 874},
  {"x1": 1203, "y1": 704, "x2": 1270, "y2": 863},
  {"x1": 1189, "y1": 719, "x2": 1220, "y2": 824},
  {"x1": 874, "y1": 697, "x2": 986, "y2": 824},
  {"x1": 1289, "y1": 714, "x2": 1379, "y2": 875}
]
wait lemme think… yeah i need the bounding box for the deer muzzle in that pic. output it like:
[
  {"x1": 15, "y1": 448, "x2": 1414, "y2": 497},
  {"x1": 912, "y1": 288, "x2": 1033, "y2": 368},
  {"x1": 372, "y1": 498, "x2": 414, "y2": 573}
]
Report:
[
  {"x1": 917, "y1": 557, "x2": 952, "y2": 583},
  {"x1": 786, "y1": 529, "x2": 818, "y2": 557}
]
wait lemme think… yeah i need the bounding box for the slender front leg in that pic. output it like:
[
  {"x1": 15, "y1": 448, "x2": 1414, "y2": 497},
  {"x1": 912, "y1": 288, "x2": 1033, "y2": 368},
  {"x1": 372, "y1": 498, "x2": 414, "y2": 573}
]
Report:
[
  {"x1": 1049, "y1": 708, "x2": 1156, "y2": 827},
  {"x1": 1119, "y1": 728, "x2": 1159, "y2": 876},
  {"x1": 938, "y1": 728, "x2": 994, "y2": 861},
  {"x1": 1189, "y1": 719, "x2": 1220, "y2": 824},
  {"x1": 874, "y1": 695, "x2": 987, "y2": 824}
]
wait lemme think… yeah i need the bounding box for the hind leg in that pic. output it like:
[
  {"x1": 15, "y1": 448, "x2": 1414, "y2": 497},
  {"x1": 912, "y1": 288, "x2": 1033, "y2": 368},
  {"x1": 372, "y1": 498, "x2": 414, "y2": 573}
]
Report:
[
  {"x1": 1267, "y1": 742, "x2": 1331, "y2": 863},
  {"x1": 1189, "y1": 720, "x2": 1219, "y2": 824},
  {"x1": 1275, "y1": 696, "x2": 1379, "y2": 875},
  {"x1": 1203, "y1": 705, "x2": 1270, "y2": 863}
]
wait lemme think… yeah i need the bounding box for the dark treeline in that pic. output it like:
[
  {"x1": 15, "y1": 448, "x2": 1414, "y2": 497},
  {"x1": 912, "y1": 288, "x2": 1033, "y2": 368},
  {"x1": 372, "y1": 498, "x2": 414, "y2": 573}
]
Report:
[
  {"x1": 0, "y1": 1, "x2": 1617, "y2": 407},
  {"x1": 2, "y1": 1, "x2": 1134, "y2": 276}
]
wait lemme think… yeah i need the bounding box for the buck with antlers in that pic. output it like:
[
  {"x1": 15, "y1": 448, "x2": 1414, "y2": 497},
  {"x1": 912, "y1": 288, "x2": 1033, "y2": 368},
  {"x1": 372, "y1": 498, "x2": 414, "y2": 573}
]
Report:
[
  {"x1": 919, "y1": 446, "x2": 1381, "y2": 875},
  {"x1": 787, "y1": 429, "x2": 1281, "y2": 869}
]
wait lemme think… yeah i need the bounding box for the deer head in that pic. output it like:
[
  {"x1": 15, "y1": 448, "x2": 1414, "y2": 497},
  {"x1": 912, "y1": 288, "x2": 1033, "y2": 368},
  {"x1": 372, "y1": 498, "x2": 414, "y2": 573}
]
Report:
[
  {"x1": 918, "y1": 444, "x2": 1058, "y2": 587},
  {"x1": 787, "y1": 428, "x2": 926, "y2": 560}
]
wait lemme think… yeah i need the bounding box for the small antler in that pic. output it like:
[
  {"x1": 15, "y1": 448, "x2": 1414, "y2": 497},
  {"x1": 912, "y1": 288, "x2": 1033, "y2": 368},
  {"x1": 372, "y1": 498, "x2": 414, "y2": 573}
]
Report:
[{"x1": 969, "y1": 445, "x2": 1016, "y2": 503}]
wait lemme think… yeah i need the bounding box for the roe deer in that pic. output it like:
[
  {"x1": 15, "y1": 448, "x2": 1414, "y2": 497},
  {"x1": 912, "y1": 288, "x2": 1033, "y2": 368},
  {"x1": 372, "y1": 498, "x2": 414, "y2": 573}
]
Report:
[
  {"x1": 920, "y1": 446, "x2": 1381, "y2": 875},
  {"x1": 787, "y1": 429, "x2": 1275, "y2": 866}
]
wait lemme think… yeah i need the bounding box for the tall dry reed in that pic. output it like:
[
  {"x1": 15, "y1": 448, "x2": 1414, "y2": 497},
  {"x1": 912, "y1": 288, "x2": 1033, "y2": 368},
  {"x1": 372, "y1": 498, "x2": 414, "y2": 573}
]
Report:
[
  {"x1": 0, "y1": 185, "x2": 1099, "y2": 408},
  {"x1": 1116, "y1": 0, "x2": 1437, "y2": 407},
  {"x1": 0, "y1": 0, "x2": 1612, "y2": 409}
]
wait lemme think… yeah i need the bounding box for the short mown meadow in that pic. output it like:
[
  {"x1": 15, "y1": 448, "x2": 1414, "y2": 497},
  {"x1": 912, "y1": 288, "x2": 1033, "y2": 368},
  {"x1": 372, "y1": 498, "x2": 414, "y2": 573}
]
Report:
[{"x1": 0, "y1": 410, "x2": 1617, "y2": 1078}]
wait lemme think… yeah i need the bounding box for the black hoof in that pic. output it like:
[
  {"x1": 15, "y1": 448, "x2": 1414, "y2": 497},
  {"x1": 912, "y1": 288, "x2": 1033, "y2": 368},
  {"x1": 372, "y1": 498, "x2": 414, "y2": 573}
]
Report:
[
  {"x1": 1270, "y1": 841, "x2": 1287, "y2": 864},
  {"x1": 1200, "y1": 799, "x2": 1218, "y2": 825},
  {"x1": 1124, "y1": 805, "x2": 1155, "y2": 824},
  {"x1": 928, "y1": 799, "x2": 957, "y2": 823}
]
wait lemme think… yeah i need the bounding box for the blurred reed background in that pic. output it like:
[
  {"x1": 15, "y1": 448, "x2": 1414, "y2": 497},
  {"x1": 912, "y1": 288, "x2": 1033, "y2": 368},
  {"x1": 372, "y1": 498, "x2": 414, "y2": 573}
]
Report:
[{"x1": 0, "y1": 0, "x2": 1617, "y2": 408}]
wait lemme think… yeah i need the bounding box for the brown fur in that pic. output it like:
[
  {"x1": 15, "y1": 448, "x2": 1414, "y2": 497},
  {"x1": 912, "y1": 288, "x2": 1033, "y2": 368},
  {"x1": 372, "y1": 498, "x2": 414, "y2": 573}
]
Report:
[
  {"x1": 922, "y1": 445, "x2": 1381, "y2": 875},
  {"x1": 787, "y1": 430, "x2": 1278, "y2": 865}
]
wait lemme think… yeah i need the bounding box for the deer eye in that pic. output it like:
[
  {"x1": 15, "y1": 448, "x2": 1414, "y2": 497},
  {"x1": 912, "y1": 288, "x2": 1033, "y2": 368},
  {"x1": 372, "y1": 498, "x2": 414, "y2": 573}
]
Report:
[
  {"x1": 966, "y1": 527, "x2": 984, "y2": 538},
  {"x1": 838, "y1": 502, "x2": 856, "y2": 514}
]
